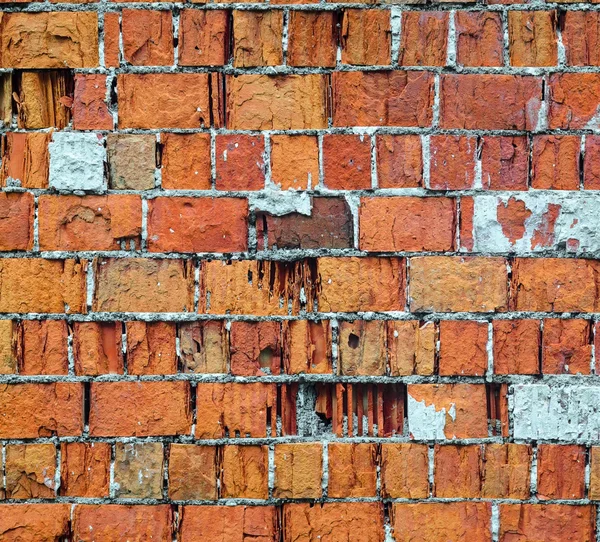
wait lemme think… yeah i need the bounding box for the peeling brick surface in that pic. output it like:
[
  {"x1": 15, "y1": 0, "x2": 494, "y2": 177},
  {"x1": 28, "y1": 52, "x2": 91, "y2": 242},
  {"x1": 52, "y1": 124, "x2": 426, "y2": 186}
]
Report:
[{"x1": 3, "y1": 0, "x2": 600, "y2": 538}]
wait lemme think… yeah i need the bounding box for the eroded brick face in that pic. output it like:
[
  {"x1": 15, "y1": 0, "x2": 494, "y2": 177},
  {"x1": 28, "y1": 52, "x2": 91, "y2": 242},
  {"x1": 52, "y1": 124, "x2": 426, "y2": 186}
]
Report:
[{"x1": 2, "y1": 0, "x2": 599, "y2": 539}]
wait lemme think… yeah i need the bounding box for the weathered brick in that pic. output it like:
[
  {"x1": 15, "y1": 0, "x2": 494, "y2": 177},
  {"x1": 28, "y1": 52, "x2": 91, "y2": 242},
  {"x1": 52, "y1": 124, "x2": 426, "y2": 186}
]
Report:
[
  {"x1": 5, "y1": 444, "x2": 56, "y2": 499},
  {"x1": 480, "y1": 136, "x2": 529, "y2": 190},
  {"x1": 381, "y1": 443, "x2": 429, "y2": 498},
  {"x1": 147, "y1": 197, "x2": 248, "y2": 253},
  {"x1": 89, "y1": 381, "x2": 192, "y2": 437},
  {"x1": 430, "y1": 135, "x2": 477, "y2": 190},
  {"x1": 328, "y1": 443, "x2": 377, "y2": 497},
  {"x1": 400, "y1": 12, "x2": 448, "y2": 66},
  {"x1": 456, "y1": 12, "x2": 503, "y2": 67},
  {"x1": 38, "y1": 195, "x2": 142, "y2": 251},
  {"x1": 376, "y1": 135, "x2": 423, "y2": 188},
  {"x1": 333, "y1": 71, "x2": 434, "y2": 127},
  {"x1": 287, "y1": 11, "x2": 336, "y2": 67},
  {"x1": 122, "y1": 9, "x2": 173, "y2": 66},
  {"x1": 178, "y1": 321, "x2": 228, "y2": 373},
  {"x1": 341, "y1": 9, "x2": 390, "y2": 65},
  {"x1": 0, "y1": 383, "x2": 83, "y2": 438},
  {"x1": 93, "y1": 258, "x2": 194, "y2": 313},
  {"x1": 16, "y1": 320, "x2": 67, "y2": 375},
  {"x1": 114, "y1": 442, "x2": 164, "y2": 499},
  {"x1": 542, "y1": 319, "x2": 591, "y2": 375},
  {"x1": 434, "y1": 444, "x2": 481, "y2": 498},
  {"x1": 103, "y1": 12, "x2": 120, "y2": 67},
  {"x1": 0, "y1": 132, "x2": 50, "y2": 188},
  {"x1": 283, "y1": 320, "x2": 332, "y2": 374},
  {"x1": 549, "y1": 73, "x2": 600, "y2": 129},
  {"x1": 107, "y1": 134, "x2": 156, "y2": 190},
  {"x1": 126, "y1": 321, "x2": 177, "y2": 375},
  {"x1": 531, "y1": 135, "x2": 581, "y2": 190},
  {"x1": 482, "y1": 443, "x2": 531, "y2": 499},
  {"x1": 0, "y1": 192, "x2": 33, "y2": 251},
  {"x1": 168, "y1": 444, "x2": 218, "y2": 500},
  {"x1": 270, "y1": 135, "x2": 318, "y2": 190},
  {"x1": 509, "y1": 11, "x2": 558, "y2": 67},
  {"x1": 216, "y1": 135, "x2": 265, "y2": 190},
  {"x1": 439, "y1": 320, "x2": 488, "y2": 376},
  {"x1": 338, "y1": 320, "x2": 386, "y2": 376},
  {"x1": 179, "y1": 9, "x2": 229, "y2": 66},
  {"x1": 0, "y1": 320, "x2": 16, "y2": 374},
  {"x1": 493, "y1": 319, "x2": 540, "y2": 375},
  {"x1": 0, "y1": 504, "x2": 70, "y2": 541},
  {"x1": 537, "y1": 444, "x2": 585, "y2": 500},
  {"x1": 73, "y1": 322, "x2": 124, "y2": 375},
  {"x1": 387, "y1": 320, "x2": 435, "y2": 376},
  {"x1": 161, "y1": 133, "x2": 211, "y2": 190},
  {"x1": 221, "y1": 445, "x2": 269, "y2": 499},
  {"x1": 589, "y1": 447, "x2": 600, "y2": 499},
  {"x1": 274, "y1": 443, "x2": 322, "y2": 499},
  {"x1": 323, "y1": 134, "x2": 371, "y2": 190},
  {"x1": 233, "y1": 10, "x2": 283, "y2": 67},
  {"x1": 562, "y1": 11, "x2": 600, "y2": 66},
  {"x1": 230, "y1": 321, "x2": 282, "y2": 376},
  {"x1": 584, "y1": 135, "x2": 600, "y2": 189},
  {"x1": 72, "y1": 74, "x2": 112, "y2": 130},
  {"x1": 60, "y1": 442, "x2": 111, "y2": 497}
]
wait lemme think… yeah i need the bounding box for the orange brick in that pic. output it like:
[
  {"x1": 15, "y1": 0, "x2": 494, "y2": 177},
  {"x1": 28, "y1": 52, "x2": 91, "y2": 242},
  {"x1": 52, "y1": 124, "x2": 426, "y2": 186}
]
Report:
[
  {"x1": 0, "y1": 320, "x2": 16, "y2": 374},
  {"x1": 456, "y1": 12, "x2": 503, "y2": 67},
  {"x1": 274, "y1": 443, "x2": 322, "y2": 499},
  {"x1": 72, "y1": 74, "x2": 112, "y2": 130},
  {"x1": 493, "y1": 319, "x2": 540, "y2": 375},
  {"x1": 409, "y1": 256, "x2": 508, "y2": 313},
  {"x1": 499, "y1": 504, "x2": 595, "y2": 542},
  {"x1": 73, "y1": 322, "x2": 123, "y2": 376},
  {"x1": 168, "y1": 444, "x2": 218, "y2": 500},
  {"x1": 482, "y1": 443, "x2": 531, "y2": 499},
  {"x1": 360, "y1": 196, "x2": 456, "y2": 252},
  {"x1": 283, "y1": 320, "x2": 332, "y2": 374},
  {"x1": 103, "y1": 12, "x2": 120, "y2": 68},
  {"x1": 338, "y1": 320, "x2": 386, "y2": 376},
  {"x1": 434, "y1": 445, "x2": 481, "y2": 498},
  {"x1": 341, "y1": 9, "x2": 390, "y2": 65},
  {"x1": 221, "y1": 445, "x2": 269, "y2": 499},
  {"x1": 60, "y1": 442, "x2": 111, "y2": 498},
  {"x1": 5, "y1": 444, "x2": 56, "y2": 499},
  {"x1": 126, "y1": 321, "x2": 177, "y2": 375},
  {"x1": 89, "y1": 381, "x2": 192, "y2": 437},
  {"x1": 562, "y1": 11, "x2": 600, "y2": 66},
  {"x1": 323, "y1": 134, "x2": 371, "y2": 190},
  {"x1": 537, "y1": 445, "x2": 586, "y2": 500},
  {"x1": 216, "y1": 135, "x2": 265, "y2": 190},
  {"x1": 585, "y1": 135, "x2": 600, "y2": 189},
  {"x1": 0, "y1": 504, "x2": 70, "y2": 541},
  {"x1": 328, "y1": 443, "x2": 377, "y2": 498},
  {"x1": 542, "y1": 319, "x2": 592, "y2": 375},
  {"x1": 161, "y1": 133, "x2": 211, "y2": 190},
  {"x1": 381, "y1": 443, "x2": 429, "y2": 498},
  {"x1": 387, "y1": 320, "x2": 435, "y2": 376},
  {"x1": 509, "y1": 11, "x2": 558, "y2": 67},
  {"x1": 0, "y1": 192, "x2": 33, "y2": 251},
  {"x1": 230, "y1": 321, "x2": 282, "y2": 376},
  {"x1": 430, "y1": 135, "x2": 477, "y2": 190},
  {"x1": 38, "y1": 195, "x2": 142, "y2": 251},
  {"x1": 0, "y1": 383, "x2": 83, "y2": 438},
  {"x1": 393, "y1": 503, "x2": 491, "y2": 542},
  {"x1": 93, "y1": 258, "x2": 194, "y2": 313},
  {"x1": 407, "y1": 384, "x2": 488, "y2": 439},
  {"x1": 480, "y1": 136, "x2": 529, "y2": 190},
  {"x1": 270, "y1": 135, "x2": 318, "y2": 190},
  {"x1": 148, "y1": 197, "x2": 248, "y2": 253},
  {"x1": 439, "y1": 320, "x2": 488, "y2": 376},
  {"x1": 179, "y1": 9, "x2": 229, "y2": 66},
  {"x1": 531, "y1": 135, "x2": 581, "y2": 190},
  {"x1": 0, "y1": 132, "x2": 50, "y2": 188},
  {"x1": 233, "y1": 10, "x2": 283, "y2": 67},
  {"x1": 376, "y1": 135, "x2": 422, "y2": 188},
  {"x1": 400, "y1": 12, "x2": 448, "y2": 66},
  {"x1": 287, "y1": 11, "x2": 336, "y2": 67},
  {"x1": 122, "y1": 9, "x2": 173, "y2": 65},
  {"x1": 549, "y1": 73, "x2": 600, "y2": 129}
]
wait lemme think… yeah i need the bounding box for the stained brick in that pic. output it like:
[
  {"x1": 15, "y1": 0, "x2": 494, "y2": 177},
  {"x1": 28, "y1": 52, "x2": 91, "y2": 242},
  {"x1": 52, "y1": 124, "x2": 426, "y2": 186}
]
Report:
[
  {"x1": 5, "y1": 444, "x2": 57, "y2": 499},
  {"x1": 429, "y1": 135, "x2": 477, "y2": 190},
  {"x1": 509, "y1": 11, "x2": 558, "y2": 67},
  {"x1": 73, "y1": 322, "x2": 124, "y2": 375},
  {"x1": 341, "y1": 9, "x2": 391, "y2": 65},
  {"x1": 107, "y1": 134, "x2": 156, "y2": 190},
  {"x1": 114, "y1": 442, "x2": 164, "y2": 499},
  {"x1": 126, "y1": 321, "x2": 177, "y2": 375},
  {"x1": 376, "y1": 135, "x2": 423, "y2": 188},
  {"x1": 178, "y1": 321, "x2": 228, "y2": 373},
  {"x1": 168, "y1": 444, "x2": 218, "y2": 500},
  {"x1": 480, "y1": 136, "x2": 529, "y2": 190},
  {"x1": 338, "y1": 320, "x2": 386, "y2": 376}
]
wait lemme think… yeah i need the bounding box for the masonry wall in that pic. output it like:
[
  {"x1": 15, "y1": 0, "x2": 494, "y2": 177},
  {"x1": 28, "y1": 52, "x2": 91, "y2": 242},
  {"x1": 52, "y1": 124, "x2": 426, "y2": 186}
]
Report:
[{"x1": 0, "y1": 0, "x2": 599, "y2": 540}]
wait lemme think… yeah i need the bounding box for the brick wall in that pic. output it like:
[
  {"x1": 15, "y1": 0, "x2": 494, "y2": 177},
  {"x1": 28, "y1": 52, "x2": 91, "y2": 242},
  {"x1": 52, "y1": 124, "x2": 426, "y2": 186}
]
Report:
[{"x1": 0, "y1": 0, "x2": 599, "y2": 540}]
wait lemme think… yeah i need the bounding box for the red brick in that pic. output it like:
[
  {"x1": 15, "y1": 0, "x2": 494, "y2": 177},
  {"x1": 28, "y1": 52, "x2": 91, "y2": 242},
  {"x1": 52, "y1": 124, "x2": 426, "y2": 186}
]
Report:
[
  {"x1": 584, "y1": 135, "x2": 600, "y2": 189},
  {"x1": 179, "y1": 506, "x2": 279, "y2": 542},
  {"x1": 147, "y1": 197, "x2": 248, "y2": 253},
  {"x1": 168, "y1": 444, "x2": 217, "y2": 500},
  {"x1": 284, "y1": 503, "x2": 384, "y2": 542},
  {"x1": 407, "y1": 384, "x2": 488, "y2": 439},
  {"x1": 317, "y1": 257, "x2": 405, "y2": 312},
  {"x1": 0, "y1": 504, "x2": 70, "y2": 541},
  {"x1": 510, "y1": 258, "x2": 600, "y2": 312},
  {"x1": 178, "y1": 321, "x2": 228, "y2": 373},
  {"x1": 376, "y1": 135, "x2": 422, "y2": 188},
  {"x1": 72, "y1": 74, "x2": 112, "y2": 130},
  {"x1": 5, "y1": 443, "x2": 56, "y2": 499},
  {"x1": 499, "y1": 504, "x2": 595, "y2": 542},
  {"x1": 493, "y1": 319, "x2": 540, "y2": 375},
  {"x1": 38, "y1": 195, "x2": 142, "y2": 251},
  {"x1": 323, "y1": 134, "x2": 371, "y2": 190},
  {"x1": 480, "y1": 136, "x2": 529, "y2": 190},
  {"x1": 381, "y1": 443, "x2": 429, "y2": 498},
  {"x1": 73, "y1": 505, "x2": 173, "y2": 542},
  {"x1": 270, "y1": 134, "x2": 318, "y2": 190},
  {"x1": 387, "y1": 320, "x2": 435, "y2": 376},
  {"x1": 482, "y1": 443, "x2": 531, "y2": 499},
  {"x1": 222, "y1": 445, "x2": 269, "y2": 499},
  {"x1": 89, "y1": 381, "x2": 192, "y2": 437},
  {"x1": 393, "y1": 503, "x2": 491, "y2": 542},
  {"x1": 509, "y1": 11, "x2": 558, "y2": 67},
  {"x1": 409, "y1": 256, "x2": 508, "y2": 313},
  {"x1": 439, "y1": 320, "x2": 488, "y2": 376},
  {"x1": 537, "y1": 444, "x2": 585, "y2": 500},
  {"x1": 0, "y1": 132, "x2": 50, "y2": 189},
  {"x1": 456, "y1": 12, "x2": 503, "y2": 67},
  {"x1": 440, "y1": 74, "x2": 542, "y2": 130},
  {"x1": 274, "y1": 443, "x2": 322, "y2": 499},
  {"x1": 161, "y1": 133, "x2": 211, "y2": 190},
  {"x1": 338, "y1": 320, "x2": 386, "y2": 376},
  {"x1": 531, "y1": 135, "x2": 581, "y2": 190},
  {"x1": 230, "y1": 321, "x2": 282, "y2": 376},
  {"x1": 17, "y1": 320, "x2": 68, "y2": 375},
  {"x1": 103, "y1": 12, "x2": 120, "y2": 68},
  {"x1": 459, "y1": 196, "x2": 475, "y2": 252},
  {"x1": 126, "y1": 321, "x2": 177, "y2": 375},
  {"x1": 434, "y1": 444, "x2": 481, "y2": 498},
  {"x1": 0, "y1": 383, "x2": 83, "y2": 438},
  {"x1": 283, "y1": 320, "x2": 332, "y2": 374},
  {"x1": 429, "y1": 135, "x2": 477, "y2": 190},
  {"x1": 333, "y1": 71, "x2": 434, "y2": 127},
  {"x1": 0, "y1": 192, "x2": 33, "y2": 251},
  {"x1": 227, "y1": 74, "x2": 327, "y2": 130},
  {"x1": 562, "y1": 11, "x2": 600, "y2": 66},
  {"x1": 60, "y1": 442, "x2": 111, "y2": 497},
  {"x1": 93, "y1": 258, "x2": 194, "y2": 313},
  {"x1": 122, "y1": 9, "x2": 173, "y2": 66},
  {"x1": 233, "y1": 10, "x2": 283, "y2": 67},
  {"x1": 400, "y1": 12, "x2": 448, "y2": 66},
  {"x1": 287, "y1": 11, "x2": 336, "y2": 67},
  {"x1": 179, "y1": 9, "x2": 229, "y2": 66},
  {"x1": 341, "y1": 9, "x2": 390, "y2": 65},
  {"x1": 549, "y1": 73, "x2": 600, "y2": 129},
  {"x1": 496, "y1": 197, "x2": 536, "y2": 247},
  {"x1": 542, "y1": 319, "x2": 591, "y2": 375},
  {"x1": 216, "y1": 135, "x2": 265, "y2": 190},
  {"x1": 118, "y1": 73, "x2": 210, "y2": 128}
]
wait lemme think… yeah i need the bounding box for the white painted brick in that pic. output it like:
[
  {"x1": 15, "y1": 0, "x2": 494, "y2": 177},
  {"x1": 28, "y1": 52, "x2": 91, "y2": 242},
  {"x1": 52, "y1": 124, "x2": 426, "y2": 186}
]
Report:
[
  {"x1": 513, "y1": 384, "x2": 600, "y2": 441},
  {"x1": 49, "y1": 132, "x2": 106, "y2": 192}
]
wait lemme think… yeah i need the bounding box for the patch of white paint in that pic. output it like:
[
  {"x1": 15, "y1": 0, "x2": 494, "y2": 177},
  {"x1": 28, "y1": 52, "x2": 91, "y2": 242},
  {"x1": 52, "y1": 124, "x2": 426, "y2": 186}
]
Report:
[
  {"x1": 249, "y1": 189, "x2": 312, "y2": 216},
  {"x1": 407, "y1": 394, "x2": 455, "y2": 440}
]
